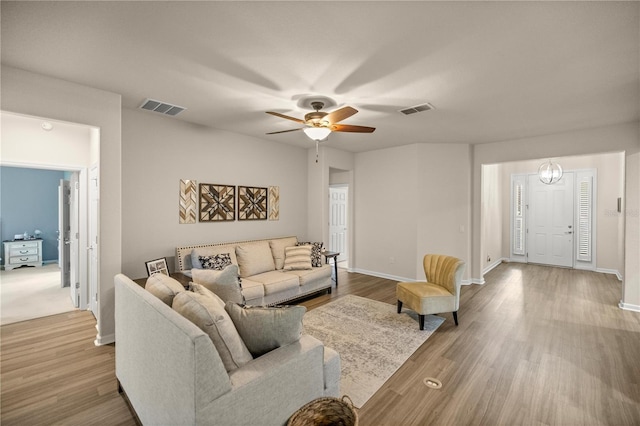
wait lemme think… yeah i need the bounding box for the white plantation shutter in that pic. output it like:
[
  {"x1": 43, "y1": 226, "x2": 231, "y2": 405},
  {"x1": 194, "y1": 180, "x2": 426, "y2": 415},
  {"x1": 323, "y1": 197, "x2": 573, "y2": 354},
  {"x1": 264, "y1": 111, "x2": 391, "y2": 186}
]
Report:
[
  {"x1": 512, "y1": 176, "x2": 526, "y2": 256},
  {"x1": 577, "y1": 176, "x2": 592, "y2": 262}
]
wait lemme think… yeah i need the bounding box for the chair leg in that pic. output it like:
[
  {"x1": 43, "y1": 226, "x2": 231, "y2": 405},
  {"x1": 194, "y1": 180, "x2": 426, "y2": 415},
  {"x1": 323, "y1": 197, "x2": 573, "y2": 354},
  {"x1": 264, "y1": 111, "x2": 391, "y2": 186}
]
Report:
[
  {"x1": 453, "y1": 311, "x2": 458, "y2": 326},
  {"x1": 419, "y1": 315, "x2": 425, "y2": 330},
  {"x1": 397, "y1": 300, "x2": 402, "y2": 314}
]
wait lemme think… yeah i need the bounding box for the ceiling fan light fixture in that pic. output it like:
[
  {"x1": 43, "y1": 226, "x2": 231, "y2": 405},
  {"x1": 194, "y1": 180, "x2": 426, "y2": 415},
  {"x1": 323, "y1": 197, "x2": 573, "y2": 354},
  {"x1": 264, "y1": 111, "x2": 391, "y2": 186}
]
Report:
[{"x1": 303, "y1": 127, "x2": 331, "y2": 141}]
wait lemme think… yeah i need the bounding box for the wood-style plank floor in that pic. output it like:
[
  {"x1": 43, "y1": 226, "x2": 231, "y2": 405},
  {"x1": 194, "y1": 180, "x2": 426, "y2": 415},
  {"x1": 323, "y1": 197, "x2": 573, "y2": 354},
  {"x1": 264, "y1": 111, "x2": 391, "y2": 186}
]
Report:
[{"x1": 2, "y1": 263, "x2": 639, "y2": 425}]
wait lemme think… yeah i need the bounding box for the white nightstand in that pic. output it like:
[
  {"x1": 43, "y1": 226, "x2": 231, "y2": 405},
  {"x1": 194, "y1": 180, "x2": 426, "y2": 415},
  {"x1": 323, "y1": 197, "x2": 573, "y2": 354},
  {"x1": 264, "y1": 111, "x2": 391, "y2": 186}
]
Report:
[{"x1": 3, "y1": 239, "x2": 43, "y2": 270}]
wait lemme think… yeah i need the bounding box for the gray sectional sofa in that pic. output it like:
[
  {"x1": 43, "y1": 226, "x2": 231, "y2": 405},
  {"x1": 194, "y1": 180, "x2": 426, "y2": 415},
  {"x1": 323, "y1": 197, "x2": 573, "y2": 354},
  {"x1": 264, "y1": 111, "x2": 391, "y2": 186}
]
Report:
[
  {"x1": 115, "y1": 273, "x2": 340, "y2": 425},
  {"x1": 176, "y1": 236, "x2": 333, "y2": 306}
]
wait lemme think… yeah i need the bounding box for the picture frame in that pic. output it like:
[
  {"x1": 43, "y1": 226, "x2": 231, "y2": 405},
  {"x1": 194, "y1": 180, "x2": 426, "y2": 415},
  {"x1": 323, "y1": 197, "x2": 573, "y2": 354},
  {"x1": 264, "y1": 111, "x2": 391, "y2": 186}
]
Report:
[
  {"x1": 238, "y1": 185, "x2": 268, "y2": 220},
  {"x1": 145, "y1": 257, "x2": 169, "y2": 277},
  {"x1": 199, "y1": 183, "x2": 236, "y2": 222}
]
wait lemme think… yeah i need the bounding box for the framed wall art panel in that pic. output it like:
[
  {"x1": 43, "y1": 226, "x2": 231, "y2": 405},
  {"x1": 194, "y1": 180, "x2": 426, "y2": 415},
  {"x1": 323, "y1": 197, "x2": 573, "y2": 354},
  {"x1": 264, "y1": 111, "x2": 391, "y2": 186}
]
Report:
[
  {"x1": 268, "y1": 186, "x2": 279, "y2": 221},
  {"x1": 179, "y1": 179, "x2": 197, "y2": 224},
  {"x1": 199, "y1": 183, "x2": 235, "y2": 222},
  {"x1": 238, "y1": 186, "x2": 268, "y2": 220}
]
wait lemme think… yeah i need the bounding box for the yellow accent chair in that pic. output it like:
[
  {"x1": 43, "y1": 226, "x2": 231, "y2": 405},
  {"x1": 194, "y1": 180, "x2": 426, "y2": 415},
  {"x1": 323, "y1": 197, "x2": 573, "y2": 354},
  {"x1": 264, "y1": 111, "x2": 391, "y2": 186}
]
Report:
[{"x1": 396, "y1": 254, "x2": 466, "y2": 330}]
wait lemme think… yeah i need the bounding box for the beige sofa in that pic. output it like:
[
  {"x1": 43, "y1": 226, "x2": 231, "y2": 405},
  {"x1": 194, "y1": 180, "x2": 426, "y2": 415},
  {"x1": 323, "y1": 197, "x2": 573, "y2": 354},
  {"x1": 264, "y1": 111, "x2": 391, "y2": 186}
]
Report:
[
  {"x1": 115, "y1": 274, "x2": 341, "y2": 425},
  {"x1": 176, "y1": 236, "x2": 332, "y2": 306}
]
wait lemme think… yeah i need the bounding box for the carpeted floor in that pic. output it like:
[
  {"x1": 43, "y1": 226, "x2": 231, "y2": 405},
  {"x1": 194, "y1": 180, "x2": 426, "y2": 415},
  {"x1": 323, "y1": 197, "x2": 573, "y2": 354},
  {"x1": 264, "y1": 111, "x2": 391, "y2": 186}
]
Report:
[
  {"x1": 1, "y1": 264, "x2": 76, "y2": 325},
  {"x1": 302, "y1": 295, "x2": 444, "y2": 408}
]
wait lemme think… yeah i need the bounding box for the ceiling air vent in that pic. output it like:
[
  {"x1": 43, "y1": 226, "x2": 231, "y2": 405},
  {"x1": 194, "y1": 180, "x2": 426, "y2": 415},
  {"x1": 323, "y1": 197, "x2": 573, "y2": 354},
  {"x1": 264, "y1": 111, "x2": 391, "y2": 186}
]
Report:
[
  {"x1": 140, "y1": 98, "x2": 186, "y2": 116},
  {"x1": 399, "y1": 103, "x2": 434, "y2": 115}
]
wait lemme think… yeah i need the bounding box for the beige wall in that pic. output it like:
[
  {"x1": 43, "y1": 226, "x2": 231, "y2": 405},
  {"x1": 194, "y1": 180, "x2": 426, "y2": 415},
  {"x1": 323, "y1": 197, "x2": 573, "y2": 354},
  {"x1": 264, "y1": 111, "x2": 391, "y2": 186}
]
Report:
[
  {"x1": 481, "y1": 164, "x2": 503, "y2": 274},
  {"x1": 121, "y1": 109, "x2": 310, "y2": 278},
  {"x1": 1, "y1": 66, "x2": 122, "y2": 344},
  {"x1": 353, "y1": 143, "x2": 472, "y2": 281}
]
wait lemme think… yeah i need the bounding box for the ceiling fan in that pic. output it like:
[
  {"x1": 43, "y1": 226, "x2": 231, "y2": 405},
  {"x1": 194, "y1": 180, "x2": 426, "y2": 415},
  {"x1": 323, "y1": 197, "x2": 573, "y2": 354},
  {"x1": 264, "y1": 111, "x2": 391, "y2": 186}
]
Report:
[{"x1": 265, "y1": 101, "x2": 375, "y2": 141}]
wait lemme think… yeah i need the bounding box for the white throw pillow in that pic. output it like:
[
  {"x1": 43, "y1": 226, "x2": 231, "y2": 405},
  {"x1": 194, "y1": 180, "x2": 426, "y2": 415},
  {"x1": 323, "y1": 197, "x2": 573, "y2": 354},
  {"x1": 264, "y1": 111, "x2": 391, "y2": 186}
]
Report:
[
  {"x1": 172, "y1": 289, "x2": 252, "y2": 372},
  {"x1": 191, "y1": 265, "x2": 244, "y2": 305},
  {"x1": 269, "y1": 237, "x2": 298, "y2": 270},
  {"x1": 283, "y1": 245, "x2": 313, "y2": 271}
]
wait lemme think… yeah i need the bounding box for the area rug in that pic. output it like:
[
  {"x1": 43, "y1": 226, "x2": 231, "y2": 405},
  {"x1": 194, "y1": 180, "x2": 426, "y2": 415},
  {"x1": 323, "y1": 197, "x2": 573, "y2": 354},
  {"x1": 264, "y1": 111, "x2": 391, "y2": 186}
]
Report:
[{"x1": 302, "y1": 295, "x2": 444, "y2": 408}]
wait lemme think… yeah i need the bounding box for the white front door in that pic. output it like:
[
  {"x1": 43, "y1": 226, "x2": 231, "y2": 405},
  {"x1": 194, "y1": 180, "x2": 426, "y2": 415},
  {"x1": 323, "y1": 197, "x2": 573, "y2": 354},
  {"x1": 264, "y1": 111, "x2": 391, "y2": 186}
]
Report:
[
  {"x1": 527, "y1": 172, "x2": 574, "y2": 267},
  {"x1": 329, "y1": 186, "x2": 348, "y2": 263},
  {"x1": 58, "y1": 179, "x2": 71, "y2": 288}
]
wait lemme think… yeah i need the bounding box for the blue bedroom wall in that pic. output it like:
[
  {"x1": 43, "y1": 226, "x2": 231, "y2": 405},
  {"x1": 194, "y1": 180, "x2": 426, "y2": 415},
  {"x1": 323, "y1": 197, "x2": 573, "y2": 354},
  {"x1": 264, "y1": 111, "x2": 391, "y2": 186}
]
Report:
[{"x1": 0, "y1": 166, "x2": 65, "y2": 264}]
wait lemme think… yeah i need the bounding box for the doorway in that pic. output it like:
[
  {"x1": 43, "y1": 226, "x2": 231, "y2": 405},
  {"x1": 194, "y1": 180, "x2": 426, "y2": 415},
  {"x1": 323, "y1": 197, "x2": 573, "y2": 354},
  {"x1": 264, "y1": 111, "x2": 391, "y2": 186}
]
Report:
[{"x1": 329, "y1": 185, "x2": 349, "y2": 264}]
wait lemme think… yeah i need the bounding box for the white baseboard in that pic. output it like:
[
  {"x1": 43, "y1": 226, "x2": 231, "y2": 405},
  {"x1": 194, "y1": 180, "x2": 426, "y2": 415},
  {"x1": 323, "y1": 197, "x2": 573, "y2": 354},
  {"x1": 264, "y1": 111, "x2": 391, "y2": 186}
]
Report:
[
  {"x1": 596, "y1": 268, "x2": 622, "y2": 281},
  {"x1": 94, "y1": 333, "x2": 115, "y2": 346},
  {"x1": 43, "y1": 260, "x2": 58, "y2": 265},
  {"x1": 482, "y1": 258, "x2": 505, "y2": 275},
  {"x1": 349, "y1": 268, "x2": 413, "y2": 283},
  {"x1": 618, "y1": 301, "x2": 640, "y2": 312},
  {"x1": 465, "y1": 278, "x2": 485, "y2": 285}
]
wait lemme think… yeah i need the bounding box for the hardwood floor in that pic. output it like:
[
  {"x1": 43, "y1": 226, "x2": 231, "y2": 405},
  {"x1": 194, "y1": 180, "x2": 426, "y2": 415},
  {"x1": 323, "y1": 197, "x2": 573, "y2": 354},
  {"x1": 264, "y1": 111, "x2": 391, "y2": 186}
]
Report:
[{"x1": 2, "y1": 263, "x2": 638, "y2": 425}]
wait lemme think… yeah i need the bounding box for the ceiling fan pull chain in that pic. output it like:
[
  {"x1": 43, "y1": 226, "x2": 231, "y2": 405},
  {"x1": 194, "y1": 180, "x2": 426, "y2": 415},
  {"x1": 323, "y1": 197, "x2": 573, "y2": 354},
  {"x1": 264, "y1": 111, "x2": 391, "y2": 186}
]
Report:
[{"x1": 315, "y1": 140, "x2": 319, "y2": 163}]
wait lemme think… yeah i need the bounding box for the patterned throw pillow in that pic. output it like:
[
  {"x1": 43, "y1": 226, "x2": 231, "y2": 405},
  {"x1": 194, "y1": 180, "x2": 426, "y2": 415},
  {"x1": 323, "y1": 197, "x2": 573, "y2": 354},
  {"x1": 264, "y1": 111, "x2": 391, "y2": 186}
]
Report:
[
  {"x1": 199, "y1": 253, "x2": 232, "y2": 270},
  {"x1": 297, "y1": 242, "x2": 323, "y2": 267}
]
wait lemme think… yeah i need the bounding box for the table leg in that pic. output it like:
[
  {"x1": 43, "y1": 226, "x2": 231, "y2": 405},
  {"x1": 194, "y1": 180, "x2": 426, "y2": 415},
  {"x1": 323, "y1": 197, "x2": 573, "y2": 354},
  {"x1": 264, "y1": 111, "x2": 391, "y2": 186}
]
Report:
[{"x1": 333, "y1": 257, "x2": 338, "y2": 286}]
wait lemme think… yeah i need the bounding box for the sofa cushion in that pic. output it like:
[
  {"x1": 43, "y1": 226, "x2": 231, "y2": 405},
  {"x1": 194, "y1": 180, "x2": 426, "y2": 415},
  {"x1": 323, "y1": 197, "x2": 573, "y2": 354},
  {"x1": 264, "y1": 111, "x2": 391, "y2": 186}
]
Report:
[
  {"x1": 172, "y1": 289, "x2": 252, "y2": 372},
  {"x1": 199, "y1": 253, "x2": 232, "y2": 270},
  {"x1": 285, "y1": 264, "x2": 332, "y2": 286},
  {"x1": 238, "y1": 278, "x2": 264, "y2": 304},
  {"x1": 191, "y1": 245, "x2": 238, "y2": 270},
  {"x1": 145, "y1": 273, "x2": 186, "y2": 306},
  {"x1": 235, "y1": 241, "x2": 276, "y2": 278},
  {"x1": 283, "y1": 246, "x2": 313, "y2": 271},
  {"x1": 191, "y1": 265, "x2": 244, "y2": 305},
  {"x1": 297, "y1": 242, "x2": 323, "y2": 267},
  {"x1": 269, "y1": 237, "x2": 298, "y2": 270},
  {"x1": 225, "y1": 302, "x2": 306, "y2": 357},
  {"x1": 249, "y1": 271, "x2": 300, "y2": 295}
]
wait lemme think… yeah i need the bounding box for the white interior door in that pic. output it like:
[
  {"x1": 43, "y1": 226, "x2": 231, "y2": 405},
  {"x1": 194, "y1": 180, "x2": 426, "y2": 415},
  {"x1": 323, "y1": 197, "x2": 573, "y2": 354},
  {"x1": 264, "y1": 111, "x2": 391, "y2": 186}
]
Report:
[
  {"x1": 527, "y1": 172, "x2": 574, "y2": 267},
  {"x1": 58, "y1": 179, "x2": 71, "y2": 288},
  {"x1": 329, "y1": 186, "x2": 348, "y2": 263},
  {"x1": 89, "y1": 166, "x2": 99, "y2": 315},
  {"x1": 69, "y1": 172, "x2": 80, "y2": 307}
]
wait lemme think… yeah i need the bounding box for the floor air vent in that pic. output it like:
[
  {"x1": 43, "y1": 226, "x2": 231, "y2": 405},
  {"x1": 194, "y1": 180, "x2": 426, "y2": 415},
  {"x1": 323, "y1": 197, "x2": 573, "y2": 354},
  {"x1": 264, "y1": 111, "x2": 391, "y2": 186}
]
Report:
[
  {"x1": 399, "y1": 103, "x2": 434, "y2": 115},
  {"x1": 140, "y1": 98, "x2": 186, "y2": 116}
]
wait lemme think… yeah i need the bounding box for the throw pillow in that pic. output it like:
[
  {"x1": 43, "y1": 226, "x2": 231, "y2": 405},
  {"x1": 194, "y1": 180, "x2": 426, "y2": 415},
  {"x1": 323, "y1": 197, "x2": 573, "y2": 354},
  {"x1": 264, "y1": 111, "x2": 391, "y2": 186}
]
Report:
[
  {"x1": 172, "y1": 289, "x2": 253, "y2": 372},
  {"x1": 297, "y1": 241, "x2": 323, "y2": 267},
  {"x1": 199, "y1": 253, "x2": 232, "y2": 270},
  {"x1": 269, "y1": 237, "x2": 298, "y2": 270},
  {"x1": 283, "y1": 245, "x2": 313, "y2": 271},
  {"x1": 145, "y1": 273, "x2": 186, "y2": 306},
  {"x1": 235, "y1": 241, "x2": 276, "y2": 278},
  {"x1": 191, "y1": 265, "x2": 245, "y2": 304},
  {"x1": 225, "y1": 302, "x2": 306, "y2": 357}
]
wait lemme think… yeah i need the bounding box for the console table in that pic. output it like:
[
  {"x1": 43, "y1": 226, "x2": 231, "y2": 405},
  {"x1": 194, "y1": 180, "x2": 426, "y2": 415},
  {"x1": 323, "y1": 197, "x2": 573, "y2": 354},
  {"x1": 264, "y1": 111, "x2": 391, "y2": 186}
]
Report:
[
  {"x1": 323, "y1": 251, "x2": 340, "y2": 286},
  {"x1": 3, "y1": 239, "x2": 43, "y2": 270}
]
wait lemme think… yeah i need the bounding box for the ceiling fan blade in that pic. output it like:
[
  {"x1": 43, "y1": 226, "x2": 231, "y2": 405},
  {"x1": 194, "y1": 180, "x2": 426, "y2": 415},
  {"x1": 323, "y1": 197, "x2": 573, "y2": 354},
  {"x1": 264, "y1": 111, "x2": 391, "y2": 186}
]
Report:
[
  {"x1": 266, "y1": 111, "x2": 305, "y2": 124},
  {"x1": 330, "y1": 124, "x2": 376, "y2": 133},
  {"x1": 325, "y1": 106, "x2": 358, "y2": 124},
  {"x1": 266, "y1": 128, "x2": 303, "y2": 135}
]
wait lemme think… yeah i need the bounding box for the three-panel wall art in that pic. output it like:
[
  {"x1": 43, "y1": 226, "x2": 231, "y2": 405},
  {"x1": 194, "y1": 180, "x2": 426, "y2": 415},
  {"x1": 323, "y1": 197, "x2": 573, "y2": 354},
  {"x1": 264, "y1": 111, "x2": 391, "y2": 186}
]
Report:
[{"x1": 179, "y1": 179, "x2": 279, "y2": 224}]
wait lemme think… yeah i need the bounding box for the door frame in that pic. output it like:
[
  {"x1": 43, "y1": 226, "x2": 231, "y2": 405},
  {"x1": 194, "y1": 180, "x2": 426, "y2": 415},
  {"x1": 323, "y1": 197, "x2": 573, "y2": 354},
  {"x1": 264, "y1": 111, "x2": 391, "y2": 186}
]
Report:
[{"x1": 510, "y1": 169, "x2": 597, "y2": 270}]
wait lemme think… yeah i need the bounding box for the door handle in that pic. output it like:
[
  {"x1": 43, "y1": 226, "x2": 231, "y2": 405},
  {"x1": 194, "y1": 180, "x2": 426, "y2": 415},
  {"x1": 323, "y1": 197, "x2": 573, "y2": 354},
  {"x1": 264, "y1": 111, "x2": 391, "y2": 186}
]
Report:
[{"x1": 565, "y1": 231, "x2": 573, "y2": 234}]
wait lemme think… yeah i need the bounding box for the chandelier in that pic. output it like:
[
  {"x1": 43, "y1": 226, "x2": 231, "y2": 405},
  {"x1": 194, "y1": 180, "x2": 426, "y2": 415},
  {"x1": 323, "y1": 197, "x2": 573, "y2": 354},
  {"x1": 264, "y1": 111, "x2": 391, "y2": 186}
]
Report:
[{"x1": 538, "y1": 159, "x2": 563, "y2": 185}]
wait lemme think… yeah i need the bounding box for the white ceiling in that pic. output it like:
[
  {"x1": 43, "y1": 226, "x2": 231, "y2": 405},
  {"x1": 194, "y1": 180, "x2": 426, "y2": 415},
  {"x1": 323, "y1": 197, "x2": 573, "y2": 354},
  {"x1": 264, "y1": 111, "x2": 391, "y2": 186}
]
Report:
[{"x1": 1, "y1": 1, "x2": 638, "y2": 153}]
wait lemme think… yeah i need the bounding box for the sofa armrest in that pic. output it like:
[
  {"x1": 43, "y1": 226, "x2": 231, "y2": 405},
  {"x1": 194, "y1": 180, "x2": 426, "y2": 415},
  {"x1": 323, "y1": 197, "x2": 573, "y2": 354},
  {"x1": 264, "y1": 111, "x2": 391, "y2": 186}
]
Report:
[{"x1": 199, "y1": 335, "x2": 330, "y2": 425}]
